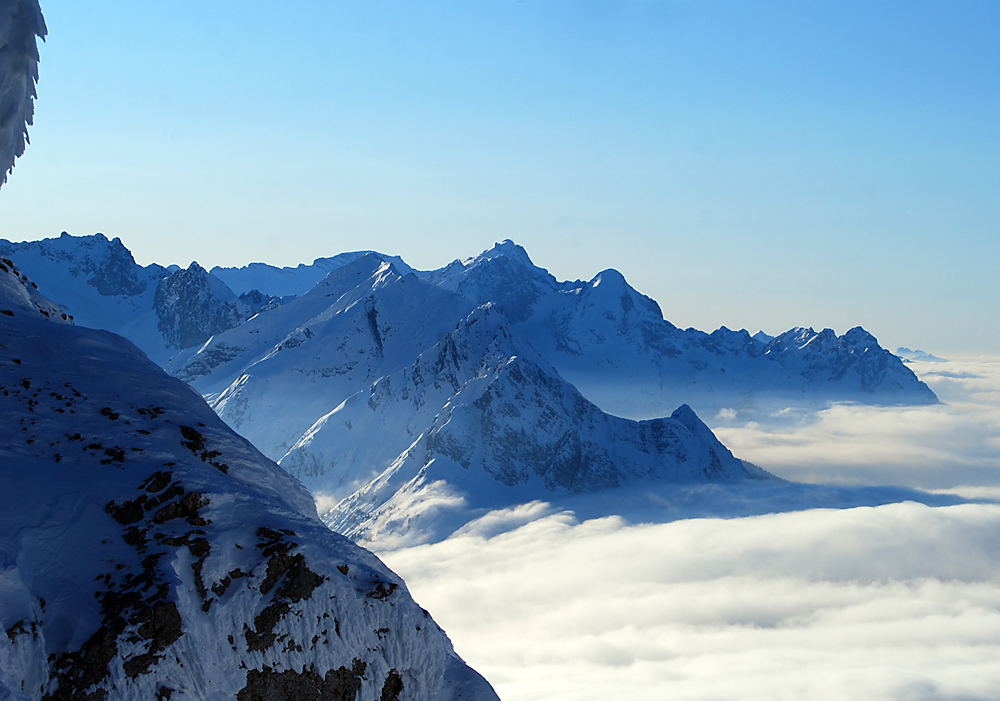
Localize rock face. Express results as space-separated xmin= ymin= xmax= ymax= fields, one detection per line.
xmin=85 ymin=236 xmax=153 ymax=297
xmin=0 ymin=281 xmax=498 ymax=701
xmin=0 ymin=0 xmax=46 ymax=187
xmin=153 ymin=262 xmax=252 ymax=350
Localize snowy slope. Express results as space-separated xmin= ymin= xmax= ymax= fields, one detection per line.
xmin=173 ymin=255 xmax=474 ymax=463
xmin=0 ymin=0 xmax=45 ymax=188
xmin=0 ymin=256 xmax=71 ymax=325
xmin=276 ymin=304 xmax=770 ymax=547
xmin=0 ymin=277 xmax=497 ymax=700
xmin=427 ymin=241 xmax=937 ymax=420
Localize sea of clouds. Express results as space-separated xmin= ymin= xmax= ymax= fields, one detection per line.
xmin=715 ymin=356 xmax=1000 ymax=490
xmin=379 ymin=356 xmax=1000 ymax=700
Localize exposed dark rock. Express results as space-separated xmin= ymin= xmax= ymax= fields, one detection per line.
xmin=151 ymin=491 xmax=209 ymax=526
xmin=86 ymin=237 xmax=148 ymax=297
xmin=179 ymin=425 xmax=205 ymax=453
xmin=379 ymin=670 xmax=404 ymax=701
xmin=237 ymin=660 xmax=366 ymax=701
xmin=367 ymin=582 xmax=397 ymax=601
xmin=244 ymin=529 xmax=326 ymax=652
xmin=154 ymin=262 xmax=250 ymax=349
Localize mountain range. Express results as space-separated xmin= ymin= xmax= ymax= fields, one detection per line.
xmin=1 ymin=234 xmax=936 ymax=420
xmin=0 ymin=234 xmax=283 ymax=367
xmin=1 ymin=233 xmax=937 ymax=544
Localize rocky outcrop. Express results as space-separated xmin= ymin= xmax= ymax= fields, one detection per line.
xmin=154 ymin=263 xmax=251 ymax=350
xmin=85 ymin=236 xmax=152 ymax=297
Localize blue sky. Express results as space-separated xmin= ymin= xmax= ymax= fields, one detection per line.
xmin=1 ymin=1 xmax=997 ymax=353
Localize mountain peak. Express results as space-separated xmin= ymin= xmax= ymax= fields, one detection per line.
xmin=313 ymin=251 xmax=396 ymax=293
xmin=669 ymin=403 xmax=700 ymax=427
xmin=843 ymin=326 xmax=878 ymax=346
xmin=472 ymin=239 xmax=535 ymax=268
xmin=591 ymin=268 xmax=626 ymax=287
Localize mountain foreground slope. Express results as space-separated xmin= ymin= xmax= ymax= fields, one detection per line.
xmin=0 ymin=263 xmax=497 ymax=700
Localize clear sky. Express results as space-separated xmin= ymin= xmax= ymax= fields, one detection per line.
xmin=1 ymin=1 xmax=997 ymax=353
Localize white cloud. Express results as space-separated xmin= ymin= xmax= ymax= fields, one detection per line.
xmin=713 ymin=355 xmax=1000 ymax=488
xmin=379 ymin=356 xmax=1000 ymax=700
xmin=383 ymin=503 xmax=1000 ymax=701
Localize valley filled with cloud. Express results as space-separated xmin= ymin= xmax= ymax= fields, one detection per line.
xmin=382 ymin=357 xmax=1000 ymax=700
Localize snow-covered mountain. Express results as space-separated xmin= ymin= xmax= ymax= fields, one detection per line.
xmin=174 ymin=254 xmax=475 ymax=463
xmin=278 ymin=303 xmax=770 ymax=547
xmin=0 ymin=234 xmax=282 ymax=365
xmin=897 ymin=347 xmax=947 ymax=364
xmin=2 ymin=234 xmax=934 ymax=545
xmin=172 ymin=258 xmax=773 ymax=545
xmin=424 ymin=240 xmax=937 ymax=420
xmin=0 ymin=266 xmax=497 ymax=700
xmin=3 ymin=233 xmax=935 ymax=422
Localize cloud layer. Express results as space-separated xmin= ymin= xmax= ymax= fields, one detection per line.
xmin=379 ymin=356 xmax=1000 ymax=700
xmin=713 ymin=356 xmax=1000 ymax=488
xmin=384 ymin=503 xmax=1000 ymax=700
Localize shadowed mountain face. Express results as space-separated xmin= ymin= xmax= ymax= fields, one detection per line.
xmin=153 ymin=261 xmax=254 ymax=350
xmin=0 ymin=267 xmax=498 ymax=701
